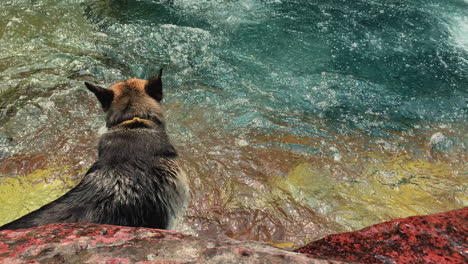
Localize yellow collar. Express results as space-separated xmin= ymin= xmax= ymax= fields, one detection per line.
xmin=116 ymin=117 xmax=157 ymax=128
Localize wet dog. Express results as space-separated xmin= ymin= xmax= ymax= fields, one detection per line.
xmin=0 ymin=69 xmax=189 ymax=230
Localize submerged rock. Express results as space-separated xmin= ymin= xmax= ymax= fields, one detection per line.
xmin=429 ymin=132 xmax=455 ymax=154
xmin=276 ymin=157 xmax=467 ymax=232
xmin=0 ymin=223 xmax=347 ymax=263
xmin=296 ymin=207 xmax=468 ymax=263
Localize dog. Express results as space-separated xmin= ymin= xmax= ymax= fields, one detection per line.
xmin=0 ymin=69 xmax=189 ymax=230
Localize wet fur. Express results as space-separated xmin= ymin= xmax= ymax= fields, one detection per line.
xmin=0 ymin=71 xmax=189 ymax=230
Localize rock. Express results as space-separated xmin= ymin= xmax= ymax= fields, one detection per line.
xmin=280 ymin=156 xmax=467 ymax=231
xmin=1 ymin=209 xmax=466 ymax=263
xmin=0 ymin=223 xmax=348 ymax=263
xmin=429 ymin=132 xmax=454 ymax=152
xmin=295 ymin=207 xmax=468 ymax=263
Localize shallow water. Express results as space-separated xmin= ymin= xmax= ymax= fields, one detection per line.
xmin=0 ymin=0 xmax=467 ymax=247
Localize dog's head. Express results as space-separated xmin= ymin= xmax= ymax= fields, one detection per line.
xmin=85 ymin=69 xmax=164 ymax=128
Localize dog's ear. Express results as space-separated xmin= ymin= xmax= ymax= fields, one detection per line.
xmin=146 ymin=68 xmax=163 ymax=101
xmin=85 ymin=82 xmax=114 ymax=111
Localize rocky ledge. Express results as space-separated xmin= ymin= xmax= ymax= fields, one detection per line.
xmin=0 ymin=223 xmax=347 ymax=264
xmin=296 ymin=207 xmax=467 ymax=263
xmin=0 ymin=208 xmax=466 ymax=263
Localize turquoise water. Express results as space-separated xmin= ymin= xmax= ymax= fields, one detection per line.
xmin=1 ymin=0 xmax=467 ymax=137
xmin=89 ymin=0 xmax=468 ymax=137
xmin=0 ymin=0 xmax=467 ymax=245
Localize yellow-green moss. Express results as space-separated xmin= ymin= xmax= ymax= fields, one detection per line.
xmin=0 ymin=167 xmax=79 ymax=226
xmin=275 ymin=155 xmax=467 ymax=230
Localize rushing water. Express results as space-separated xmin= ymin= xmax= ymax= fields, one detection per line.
xmin=0 ymin=0 xmax=467 ymax=247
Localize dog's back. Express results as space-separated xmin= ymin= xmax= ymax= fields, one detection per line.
xmin=1 ymin=70 xmax=189 ymax=230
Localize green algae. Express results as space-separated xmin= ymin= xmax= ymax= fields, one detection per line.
xmin=0 ymin=167 xmax=78 ymax=226
xmin=275 ymin=155 xmax=467 ymax=231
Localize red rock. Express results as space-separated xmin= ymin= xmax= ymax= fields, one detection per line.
xmin=0 ymin=223 xmax=348 ymax=263
xmin=295 ymin=208 xmax=468 ymax=264
xmin=3 ymin=209 xmax=464 ymax=263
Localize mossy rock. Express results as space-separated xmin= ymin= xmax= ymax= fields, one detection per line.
xmin=275 ymin=154 xmax=467 ymax=230
xmin=0 ymin=167 xmax=79 ymax=226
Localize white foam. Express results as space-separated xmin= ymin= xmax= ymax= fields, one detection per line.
xmin=430 ymin=132 xmax=446 ymax=145
xmin=449 ymin=15 xmax=468 ymax=52
xmin=169 ymin=0 xmax=272 ymax=25
xmin=236 ymin=138 xmax=249 ymax=147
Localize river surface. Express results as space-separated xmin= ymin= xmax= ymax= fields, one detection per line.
xmin=0 ymin=0 xmax=467 ymax=247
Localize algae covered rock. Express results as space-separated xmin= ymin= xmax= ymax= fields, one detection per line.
xmin=0 ymin=165 xmax=80 ymax=226
xmin=275 ymin=155 xmax=467 ymax=231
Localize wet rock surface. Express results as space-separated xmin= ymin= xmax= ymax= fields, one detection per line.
xmin=296 ymin=207 xmax=468 ymax=264
xmin=0 ymin=223 xmax=347 ymax=264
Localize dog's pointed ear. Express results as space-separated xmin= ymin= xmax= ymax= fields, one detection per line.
xmin=146 ymin=68 xmax=163 ymax=101
xmin=85 ymin=82 xmax=114 ymax=111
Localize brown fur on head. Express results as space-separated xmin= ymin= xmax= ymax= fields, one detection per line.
xmin=85 ymin=69 xmax=164 ymax=128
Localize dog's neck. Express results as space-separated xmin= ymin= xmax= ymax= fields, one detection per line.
xmin=114 ymin=117 xmax=158 ymax=129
